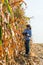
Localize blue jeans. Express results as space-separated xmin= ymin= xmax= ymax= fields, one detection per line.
xmin=25 ymin=40 xmax=30 ymax=54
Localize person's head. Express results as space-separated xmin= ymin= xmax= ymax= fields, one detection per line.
xmin=26 ymin=24 xmax=31 ymax=30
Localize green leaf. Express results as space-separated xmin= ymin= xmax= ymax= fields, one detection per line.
xmin=0 ymin=40 xmax=2 ymax=46
xmin=16 ymin=25 xmax=18 ymax=29
xmin=5 ymin=0 xmax=8 ymax=4
xmin=6 ymin=23 xmax=11 ymax=29
xmin=5 ymin=0 xmax=13 ymax=15
xmin=23 ymin=16 xmax=30 ymax=20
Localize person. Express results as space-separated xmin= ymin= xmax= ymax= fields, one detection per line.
xmin=22 ymin=24 xmax=32 ymax=56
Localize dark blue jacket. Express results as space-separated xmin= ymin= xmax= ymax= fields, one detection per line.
xmin=23 ymin=29 xmax=32 ymax=40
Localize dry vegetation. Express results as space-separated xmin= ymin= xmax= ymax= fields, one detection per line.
xmin=0 ymin=0 xmax=43 ymax=65
xmin=0 ymin=0 xmax=30 ymax=64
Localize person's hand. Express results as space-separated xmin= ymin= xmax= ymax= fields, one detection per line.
xmin=27 ymin=34 xmax=29 ymax=36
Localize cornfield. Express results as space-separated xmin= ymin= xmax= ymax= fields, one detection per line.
xmin=0 ymin=0 xmax=30 ymax=65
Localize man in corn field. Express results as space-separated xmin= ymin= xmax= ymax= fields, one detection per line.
xmin=22 ymin=24 xmax=32 ymax=56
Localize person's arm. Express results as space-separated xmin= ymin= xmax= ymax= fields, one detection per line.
xmin=30 ymin=30 xmax=32 ymax=37
xmin=22 ymin=29 xmax=27 ymax=35
xmin=29 ymin=30 xmax=32 ymax=40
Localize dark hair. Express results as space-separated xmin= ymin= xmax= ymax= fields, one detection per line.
xmin=26 ymin=24 xmax=31 ymax=30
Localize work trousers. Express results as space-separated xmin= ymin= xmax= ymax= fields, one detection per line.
xmin=25 ymin=40 xmax=30 ymax=54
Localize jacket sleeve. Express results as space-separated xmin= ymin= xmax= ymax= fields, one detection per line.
xmin=30 ymin=30 xmax=32 ymax=37
xmin=22 ymin=29 xmax=27 ymax=35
